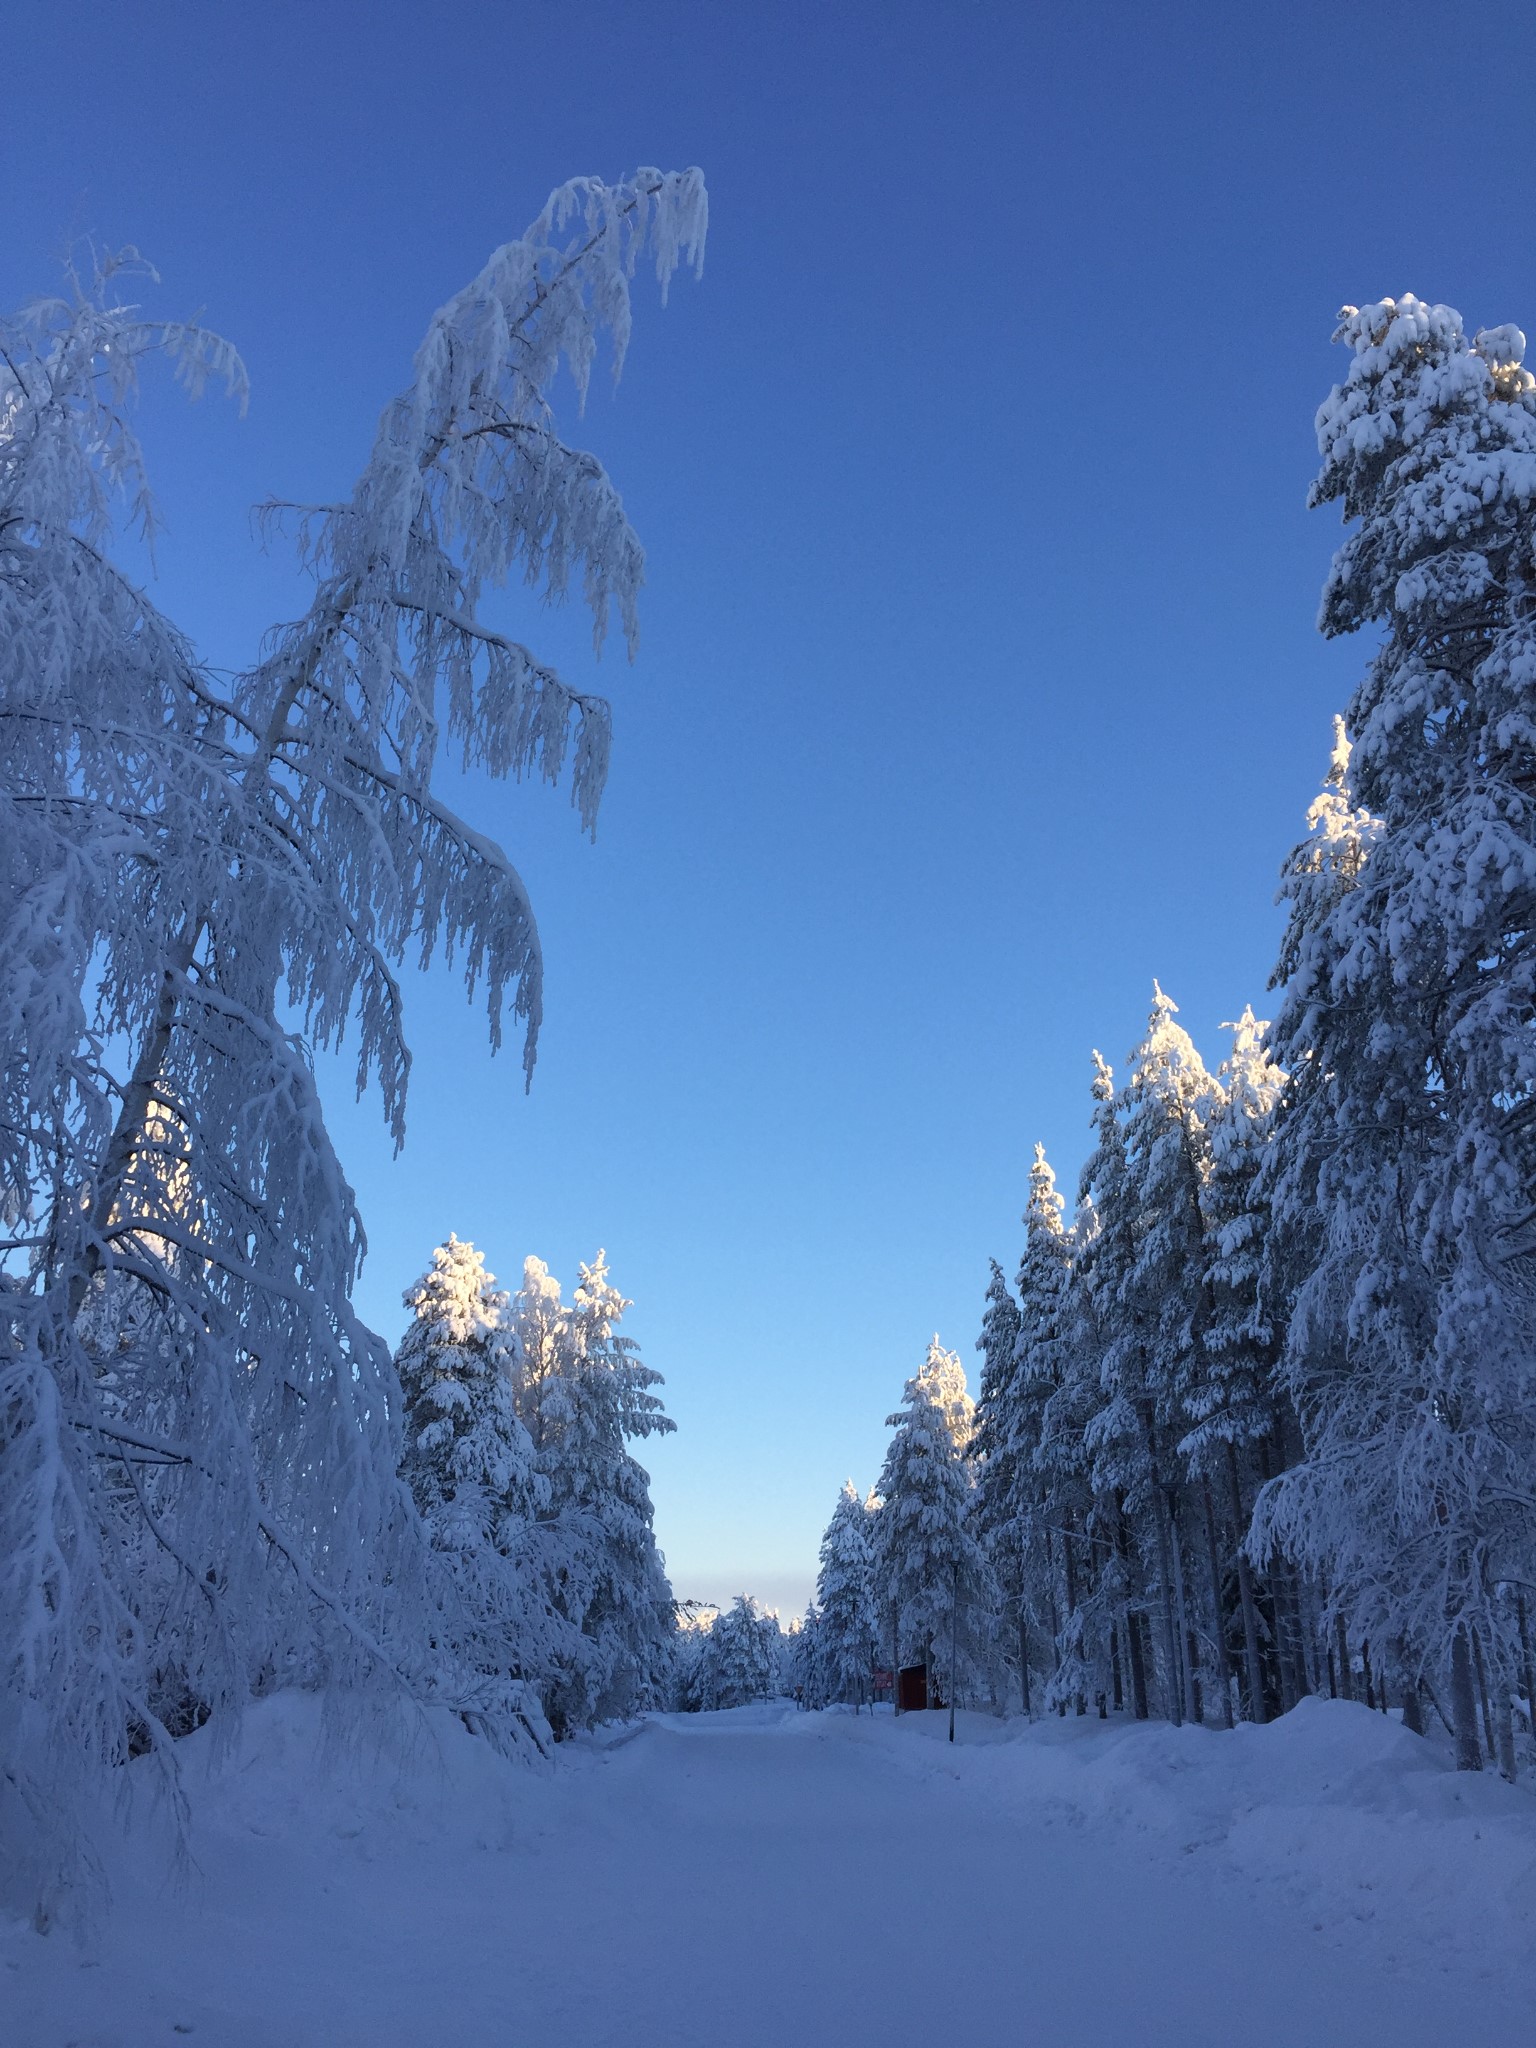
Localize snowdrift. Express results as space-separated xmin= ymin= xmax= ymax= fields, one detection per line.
xmin=5 ymin=1691 xmax=1534 ymax=2046
xmin=869 ymin=1697 xmax=1536 ymax=1986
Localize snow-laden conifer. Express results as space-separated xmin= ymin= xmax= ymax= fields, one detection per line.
xmin=810 ymin=1481 xmax=880 ymax=1709
xmin=509 ymin=1253 xmax=676 ymax=1729
xmin=690 ymin=1595 xmax=783 ymax=1710
xmin=1075 ymin=1012 xmax=1208 ymax=1726
xmin=1184 ymin=1010 xmax=1287 ymax=1720
xmin=1026 ymin=1147 xmax=1113 ymax=1718
xmin=393 ymin=1238 xmax=557 ymax=1746
xmin=875 ymin=1341 xmax=993 ymax=1705
xmin=1256 ymin=297 xmax=1536 ymax=1769
xmin=1117 ymin=989 xmax=1227 ymax=1725
xmin=397 ymin=1237 xmax=542 ymax=1530
xmin=971 ymin=1261 xmax=1027 ymax=1705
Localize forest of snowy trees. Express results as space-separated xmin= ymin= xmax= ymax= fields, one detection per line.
xmin=4 ymin=124 xmax=1535 ymax=1945
xmin=393 ymin=1238 xmax=675 ymax=1742
xmin=801 ymin=298 xmax=1536 ymax=1778
xmin=0 ymin=168 xmax=707 ymax=1925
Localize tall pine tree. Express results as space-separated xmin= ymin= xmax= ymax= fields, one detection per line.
xmin=1257 ymin=298 xmax=1536 ymax=1770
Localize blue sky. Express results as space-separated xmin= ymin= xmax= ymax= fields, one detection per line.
xmin=6 ymin=1 xmax=1534 ymax=1615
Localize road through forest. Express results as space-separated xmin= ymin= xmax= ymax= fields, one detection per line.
xmin=6 ymin=1700 xmax=1531 ymax=2047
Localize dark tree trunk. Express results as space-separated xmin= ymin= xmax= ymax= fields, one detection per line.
xmin=1129 ymin=1610 xmax=1151 ymax=1722
xmin=1401 ymin=1675 xmax=1424 ymax=1737
xmin=1062 ymin=1525 xmax=1085 ymax=1715
xmin=1113 ymin=1509 xmax=1148 ymax=1720
xmin=1188 ymin=1638 xmax=1203 ymax=1729
xmin=1471 ymin=1628 xmax=1501 ymax=1777
xmin=1152 ymin=1495 xmax=1182 ymax=1725
xmin=1450 ymin=1628 xmax=1484 ymax=1772
xmin=1226 ymin=1442 xmax=1266 ymax=1724
xmin=1200 ymin=1479 xmax=1235 ymax=1729
xmin=1516 ymin=1594 xmax=1536 ymax=1739
xmin=1335 ymin=1615 xmax=1353 ymax=1703
xmin=1495 ymin=1687 xmax=1517 ymax=1783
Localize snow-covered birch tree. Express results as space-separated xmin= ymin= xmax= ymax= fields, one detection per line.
xmin=0 ymin=167 xmax=706 ymax=1920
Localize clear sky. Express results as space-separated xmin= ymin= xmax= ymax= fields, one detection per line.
xmin=6 ymin=1 xmax=1534 ymax=1617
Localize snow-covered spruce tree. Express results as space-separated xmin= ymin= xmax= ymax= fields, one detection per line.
xmin=810 ymin=1480 xmax=880 ymax=1710
xmin=1254 ymin=722 xmax=1385 ymax=1716
xmin=1077 ymin=1035 xmax=1198 ymax=1725
xmin=1028 ymin=1149 xmax=1115 ymax=1719
xmin=1256 ymin=297 xmax=1536 ymax=1771
xmin=970 ymin=1260 xmax=1028 ymax=1707
xmin=1181 ymin=1009 xmax=1288 ymax=1722
xmin=1051 ymin=1185 xmax=1153 ymax=1722
xmin=394 ymin=1238 xmax=557 ymax=1749
xmin=670 ymin=1601 xmax=718 ymax=1711
xmin=691 ymin=1595 xmax=783 ymax=1710
xmin=875 ymin=1340 xmax=993 ymax=1705
xmin=1116 ymin=988 xmax=1232 ymax=1727
xmin=509 ymin=1253 xmax=676 ymax=1731
xmin=971 ymin=1147 xmax=1092 ymax=1717
xmin=789 ymin=1600 xmax=820 ymax=1704
xmin=0 ymin=171 xmax=706 ymax=1919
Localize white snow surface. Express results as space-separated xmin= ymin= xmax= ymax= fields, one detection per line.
xmin=5 ymin=1693 xmax=1534 ymax=2046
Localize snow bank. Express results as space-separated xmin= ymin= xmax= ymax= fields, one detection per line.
xmin=159 ymin=1688 xmax=540 ymax=1860
xmin=6 ymin=1690 xmax=1534 ymax=2045
xmin=870 ymin=1698 xmax=1536 ymax=1986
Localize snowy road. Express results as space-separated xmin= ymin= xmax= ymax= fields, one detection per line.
xmin=6 ymin=1696 xmax=1534 ymax=2046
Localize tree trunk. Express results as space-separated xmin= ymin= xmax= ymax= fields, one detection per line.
xmin=1110 ymin=1617 xmax=1123 ymax=1713
xmin=1226 ymin=1442 xmax=1266 ymax=1723
xmin=1165 ymin=1488 xmax=1198 ymax=1724
xmin=1200 ymin=1479 xmax=1235 ymax=1729
xmin=1471 ymin=1627 xmax=1499 ymax=1775
xmin=65 ymin=928 xmax=199 ymax=1320
xmin=1334 ymin=1614 xmax=1353 ymax=1703
xmin=1495 ymin=1688 xmax=1517 ymax=1783
xmin=1401 ymin=1675 xmax=1424 ymax=1737
xmin=1128 ymin=1609 xmax=1151 ymax=1722
xmin=1062 ymin=1524 xmax=1085 ymax=1714
xmin=1188 ymin=1634 xmax=1203 ymax=1728
xmin=62 ymin=654 xmax=322 ymax=1323
xmin=1260 ymin=1433 xmax=1312 ymax=1709
xmin=1516 ymin=1594 xmax=1536 ymax=1740
xmin=1113 ymin=1510 xmax=1149 ymax=1720
xmin=1450 ymin=1627 xmax=1484 ymax=1771
xmin=1294 ymin=1577 xmax=1315 ymax=1700
xmin=1151 ymin=1492 xmax=1183 ymax=1726
xmin=1017 ymin=1609 xmax=1032 ymax=1718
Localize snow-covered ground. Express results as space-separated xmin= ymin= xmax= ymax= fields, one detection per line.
xmin=6 ymin=1694 xmax=1535 ymax=2046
